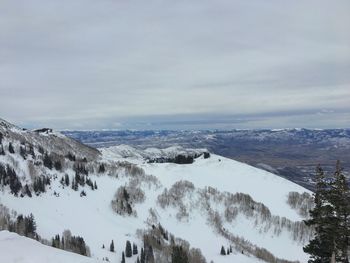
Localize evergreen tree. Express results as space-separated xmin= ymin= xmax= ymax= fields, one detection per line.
xmin=121 ymin=252 xmax=125 ymax=263
xmin=60 ymin=176 xmax=65 ymax=186
xmin=64 ymin=174 xmax=70 ymax=186
xmin=136 ymin=256 xmax=140 ymax=263
xmin=8 ymin=142 xmax=15 ymax=154
xmin=172 ymin=245 xmax=189 ymax=263
xmin=133 ymin=243 xmax=138 ymax=255
xmin=303 ymin=165 xmax=337 ymax=262
xmin=98 ymin=163 xmax=105 ymax=173
xmin=220 ymin=246 xmax=226 ymax=255
xmin=24 ymin=184 xmax=32 ymax=197
xmin=43 ymin=153 xmax=53 ymax=169
xmin=54 ymin=161 xmax=62 ymax=171
xmin=110 ymin=240 xmax=115 ymax=252
xmin=140 ymin=247 xmax=145 ymax=263
xmin=24 ymin=213 xmax=36 ymax=237
xmin=329 ymin=161 xmax=350 ymax=262
xmin=125 ymin=240 xmax=132 ymax=257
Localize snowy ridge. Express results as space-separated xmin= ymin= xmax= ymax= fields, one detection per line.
xmin=0 ymin=118 xmax=100 ymax=162
xmin=101 ymin=144 xmax=208 ymax=162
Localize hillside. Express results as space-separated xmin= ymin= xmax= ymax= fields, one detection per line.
xmin=0 ymin=231 xmax=98 ymax=263
xmin=0 ymin=119 xmax=314 ymax=263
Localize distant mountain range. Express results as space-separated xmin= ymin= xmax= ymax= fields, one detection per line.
xmin=62 ymin=129 xmax=350 ymax=190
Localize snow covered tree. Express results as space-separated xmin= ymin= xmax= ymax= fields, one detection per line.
xmin=220 ymin=246 xmax=226 ymax=255
xmin=98 ymin=163 xmax=105 ymax=173
xmin=43 ymin=153 xmax=53 ymax=169
xmin=133 ymin=243 xmax=138 ymax=255
xmin=110 ymin=240 xmax=115 ymax=252
xmin=121 ymin=252 xmax=125 ymax=263
xmin=8 ymin=142 xmax=14 ymax=154
xmin=125 ymin=240 xmax=132 ymax=257
xmin=54 ymin=161 xmax=62 ymax=171
xmin=64 ymin=174 xmax=70 ymax=186
xmin=24 ymin=184 xmax=32 ymax=197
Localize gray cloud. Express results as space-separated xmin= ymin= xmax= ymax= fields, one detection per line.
xmin=0 ymin=0 xmax=349 ymax=130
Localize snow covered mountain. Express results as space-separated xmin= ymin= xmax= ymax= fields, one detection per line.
xmin=0 ymin=118 xmax=314 ymax=263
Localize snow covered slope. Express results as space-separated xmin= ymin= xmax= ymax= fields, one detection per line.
xmin=102 ymin=144 xmax=208 ymax=162
xmin=0 ymin=231 xmax=98 ymax=263
xmin=0 ymin=120 xmax=313 ymax=263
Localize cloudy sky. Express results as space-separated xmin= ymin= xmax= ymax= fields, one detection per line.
xmin=1 ymin=0 xmax=349 ymax=130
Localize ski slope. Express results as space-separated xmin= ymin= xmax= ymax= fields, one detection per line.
xmin=0 ymin=143 xmax=312 ymax=263
xmin=0 ymin=231 xmax=98 ymax=263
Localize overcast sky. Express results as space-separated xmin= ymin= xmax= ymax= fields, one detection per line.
xmin=1 ymin=0 xmax=349 ymax=130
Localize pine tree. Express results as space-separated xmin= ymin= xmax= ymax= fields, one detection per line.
xmin=125 ymin=240 xmax=132 ymax=257
xmin=110 ymin=240 xmax=115 ymax=252
xmin=133 ymin=243 xmax=138 ymax=255
xmin=121 ymin=252 xmax=125 ymax=263
xmin=8 ymin=142 xmax=14 ymax=154
xmin=65 ymin=174 xmax=70 ymax=186
xmin=43 ymin=153 xmax=53 ymax=169
xmin=329 ymin=161 xmax=350 ymax=262
xmin=140 ymin=247 xmax=145 ymax=263
xmin=24 ymin=184 xmax=32 ymax=197
xmin=172 ymin=245 xmax=189 ymax=263
xmin=303 ymin=165 xmax=337 ymax=262
xmin=220 ymin=245 xmax=226 ymax=255
xmin=136 ymin=256 xmax=140 ymax=263
xmin=54 ymin=161 xmax=62 ymax=171
xmin=24 ymin=213 xmax=36 ymax=237
xmin=98 ymin=163 xmax=105 ymax=173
